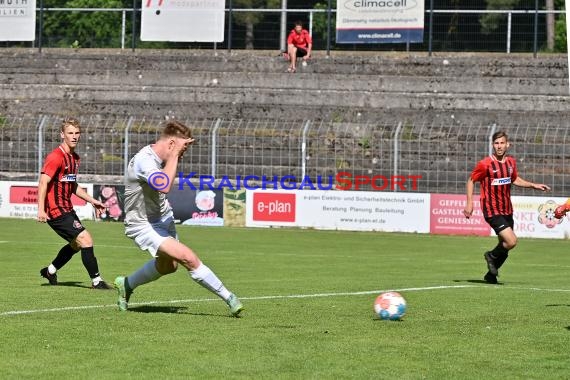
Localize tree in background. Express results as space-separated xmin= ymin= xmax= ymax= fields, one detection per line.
xmin=481 ymin=0 xmax=564 ymax=51
xmin=312 ymin=0 xmax=335 ymax=45
xmin=42 ymin=0 xmax=125 ymax=48
xmin=554 ymin=1 xmax=566 ymax=51
xmin=234 ymin=0 xmax=281 ymax=49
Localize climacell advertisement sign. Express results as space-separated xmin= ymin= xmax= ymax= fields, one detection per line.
xmin=336 ymin=0 xmax=424 ymax=44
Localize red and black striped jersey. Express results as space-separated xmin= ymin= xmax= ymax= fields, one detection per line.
xmin=40 ymin=145 xmax=80 ymax=219
xmin=470 ymin=155 xmax=518 ymax=218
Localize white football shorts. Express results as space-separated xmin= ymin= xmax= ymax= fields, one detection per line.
xmin=125 ymin=216 xmax=178 ymax=257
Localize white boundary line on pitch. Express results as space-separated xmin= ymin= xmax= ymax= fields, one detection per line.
xmin=2 ymin=284 xmax=570 ymax=317
xmin=0 ymin=285 xmax=474 ymax=316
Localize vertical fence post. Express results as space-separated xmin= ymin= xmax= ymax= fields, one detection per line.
xmin=123 ymin=116 xmax=134 ymax=184
xmin=301 ymin=120 xmax=311 ymax=179
xmin=121 ymin=9 xmax=126 ymax=50
xmin=38 ymin=0 xmax=44 ymax=53
xmin=566 ymin=0 xmax=570 ymax=94
xmin=228 ymin=0 xmax=233 ymax=52
xmin=428 ymin=0 xmax=434 ymax=56
xmin=132 ymin=0 xmax=137 ymax=51
xmin=507 ymin=12 xmax=512 ymax=54
xmin=393 ymin=122 xmax=403 ymax=191
xmin=37 ymin=115 xmax=48 ymax=180
xmin=326 ymin=0 xmax=332 ymax=57
xmin=488 ymin=123 xmax=497 ymax=156
xmin=211 ymin=118 xmax=222 ymax=177
xmin=533 ymin=0 xmax=539 ymax=58
xmin=280 ymin=0 xmax=287 ymax=52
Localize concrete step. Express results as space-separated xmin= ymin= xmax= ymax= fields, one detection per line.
xmin=0 ymin=71 xmax=566 ymax=96
xmin=0 ymin=49 xmax=566 ymax=78
xmin=0 ymin=83 xmax=567 ymax=113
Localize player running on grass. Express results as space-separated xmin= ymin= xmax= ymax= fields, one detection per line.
xmin=37 ymin=117 xmax=112 ymax=289
xmin=114 ymin=120 xmax=243 ymax=316
xmin=463 ymin=131 xmax=550 ymax=284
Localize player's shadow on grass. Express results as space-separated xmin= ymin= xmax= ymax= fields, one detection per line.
xmin=41 ymin=281 xmax=89 ymax=288
xmin=546 ymin=304 xmax=570 ymax=308
xmin=128 ymin=305 xmax=189 ymax=314
xmin=128 ymin=305 xmax=232 ymax=317
xmin=452 ymin=279 xmax=504 ymax=285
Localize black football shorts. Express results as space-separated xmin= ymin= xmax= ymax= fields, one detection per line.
xmin=485 ymin=214 xmax=514 ymax=235
xmin=47 ymin=211 xmax=86 ymax=242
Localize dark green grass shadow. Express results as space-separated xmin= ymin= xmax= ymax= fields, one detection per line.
xmin=40 ymin=281 xmax=89 ymax=288
xmin=127 ymin=305 xmax=189 ymax=314
xmin=452 ymin=279 xmax=504 ymax=285
xmin=127 ymin=305 xmax=231 ymax=318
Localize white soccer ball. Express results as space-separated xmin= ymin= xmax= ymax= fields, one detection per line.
xmin=374 ymin=292 xmax=407 ymax=320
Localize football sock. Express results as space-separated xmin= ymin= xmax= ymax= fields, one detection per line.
xmin=52 ymin=244 xmax=78 ymax=270
xmin=189 ymin=263 xmax=231 ymax=301
xmin=80 ymin=247 xmax=101 ymax=279
xmin=496 ymin=252 xmax=509 ymax=270
xmin=489 ymin=243 xmax=508 ymax=259
xmin=127 ymin=259 xmax=162 ymax=290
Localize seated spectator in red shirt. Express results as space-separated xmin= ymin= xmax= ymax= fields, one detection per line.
xmin=286 ymin=21 xmax=312 ymax=73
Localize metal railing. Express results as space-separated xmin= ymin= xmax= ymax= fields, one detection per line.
xmin=1 ymin=115 xmax=568 ymax=196
xmin=3 ymin=6 xmax=566 ymax=54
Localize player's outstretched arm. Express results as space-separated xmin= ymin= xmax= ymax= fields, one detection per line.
xmin=75 ymin=185 xmax=106 ymax=217
xmin=513 ymin=177 xmax=550 ymax=191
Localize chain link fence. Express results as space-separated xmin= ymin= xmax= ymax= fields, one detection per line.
xmin=1 ymin=6 xmax=566 ymax=54
xmin=0 ymin=115 xmax=568 ymax=196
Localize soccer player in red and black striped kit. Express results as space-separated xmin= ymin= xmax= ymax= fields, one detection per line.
xmin=37 ymin=117 xmax=112 ymax=289
xmin=463 ymin=131 xmax=550 ymax=284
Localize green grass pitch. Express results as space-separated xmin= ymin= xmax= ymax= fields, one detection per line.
xmin=1 ymin=218 xmax=569 ymax=379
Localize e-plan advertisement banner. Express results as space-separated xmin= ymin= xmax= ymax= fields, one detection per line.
xmin=246 ymin=189 xmax=430 ymax=233
xmin=0 ymin=0 xmax=36 ymax=41
xmin=141 ymin=0 xmax=225 ymax=42
xmin=336 ymin=0 xmax=424 ymax=44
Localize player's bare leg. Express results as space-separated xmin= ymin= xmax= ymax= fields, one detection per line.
xmin=287 ymin=46 xmax=297 ymax=72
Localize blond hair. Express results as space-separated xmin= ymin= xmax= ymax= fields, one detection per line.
xmin=61 ymin=117 xmax=81 ymax=132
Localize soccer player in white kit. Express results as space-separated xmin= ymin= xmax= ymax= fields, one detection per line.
xmin=114 ymin=120 xmax=244 ymax=316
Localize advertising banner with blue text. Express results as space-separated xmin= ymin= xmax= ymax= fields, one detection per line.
xmin=336 ymin=0 xmax=424 ymax=44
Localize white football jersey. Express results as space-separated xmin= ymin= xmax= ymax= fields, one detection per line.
xmin=124 ymin=145 xmax=173 ymax=225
